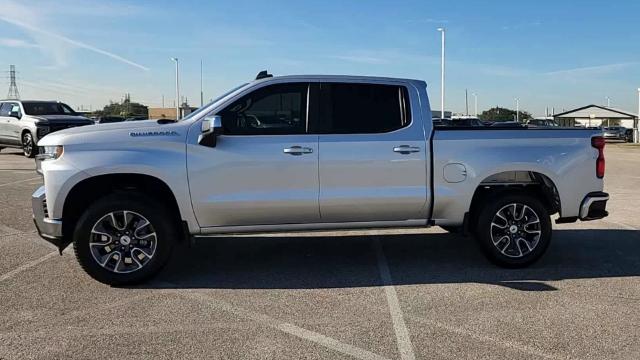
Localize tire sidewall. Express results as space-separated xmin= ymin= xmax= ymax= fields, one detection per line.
xmin=73 ymin=194 xmax=175 ymax=285
xmin=476 ymin=193 xmax=551 ymax=267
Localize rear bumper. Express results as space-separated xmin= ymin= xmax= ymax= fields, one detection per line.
xmin=579 ymin=191 xmax=609 ymax=221
xmin=32 ymin=185 xmax=66 ymax=250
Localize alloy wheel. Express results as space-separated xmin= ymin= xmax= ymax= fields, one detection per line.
xmin=89 ymin=210 xmax=157 ymax=274
xmin=490 ymin=203 xmax=542 ymax=258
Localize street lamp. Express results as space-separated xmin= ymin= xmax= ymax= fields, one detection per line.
xmin=437 ymin=28 xmax=445 ymax=119
xmin=515 ymin=98 xmax=520 ymax=122
xmin=605 ymin=96 xmax=611 ymax=108
xmin=472 ymin=93 xmax=478 ymax=117
xmin=170 ymin=57 xmax=180 ymax=120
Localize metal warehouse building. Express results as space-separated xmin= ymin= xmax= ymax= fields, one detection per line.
xmin=553 ymin=104 xmax=638 ymax=128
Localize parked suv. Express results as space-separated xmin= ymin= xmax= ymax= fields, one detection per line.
xmin=0 ymin=100 xmax=93 ymax=157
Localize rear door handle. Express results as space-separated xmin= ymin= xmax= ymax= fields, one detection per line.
xmin=393 ymin=145 xmax=421 ymax=154
xmin=283 ymin=146 xmax=313 ymax=155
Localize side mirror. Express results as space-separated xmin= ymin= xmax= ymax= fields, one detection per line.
xmin=198 ymin=115 xmax=222 ymax=147
xmin=9 ymin=111 xmax=21 ymax=119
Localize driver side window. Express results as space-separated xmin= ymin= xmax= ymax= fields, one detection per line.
xmin=219 ymin=83 xmax=308 ymax=135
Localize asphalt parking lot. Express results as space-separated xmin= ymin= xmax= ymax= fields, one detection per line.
xmin=1 ymin=144 xmax=639 ymax=360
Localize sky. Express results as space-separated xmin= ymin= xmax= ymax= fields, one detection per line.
xmin=1 ymin=0 xmax=640 ymax=116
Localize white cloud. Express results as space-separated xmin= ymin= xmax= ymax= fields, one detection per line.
xmin=543 ymin=62 xmax=638 ymax=76
xmin=0 ymin=38 xmax=40 ymax=48
xmin=0 ymin=0 xmax=149 ymax=71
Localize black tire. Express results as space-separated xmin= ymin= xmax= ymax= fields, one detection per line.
xmin=439 ymin=226 xmax=461 ymax=233
xmin=475 ymin=193 xmax=551 ymax=268
xmin=73 ymin=193 xmax=177 ymax=285
xmin=22 ymin=132 xmax=36 ymax=158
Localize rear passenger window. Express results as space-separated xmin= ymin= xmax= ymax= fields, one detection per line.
xmin=318 ymin=83 xmax=411 ymax=134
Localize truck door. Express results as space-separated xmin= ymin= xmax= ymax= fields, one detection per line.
xmin=187 ymin=82 xmax=321 ymax=227
xmin=315 ymin=82 xmax=429 ymax=222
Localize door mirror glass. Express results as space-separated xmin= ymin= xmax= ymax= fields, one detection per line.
xmin=9 ymin=111 xmax=21 ymax=119
xmin=199 ymin=115 xmax=222 ymax=147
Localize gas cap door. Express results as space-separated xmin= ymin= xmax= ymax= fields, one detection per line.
xmin=443 ymin=163 xmax=467 ymax=183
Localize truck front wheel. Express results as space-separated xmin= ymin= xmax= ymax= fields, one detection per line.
xmin=73 ymin=194 xmax=176 ymax=285
xmin=475 ymin=193 xmax=551 ymax=268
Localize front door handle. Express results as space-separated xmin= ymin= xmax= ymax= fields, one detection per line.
xmin=283 ymin=146 xmax=313 ymax=155
xmin=393 ymin=145 xmax=421 ymax=154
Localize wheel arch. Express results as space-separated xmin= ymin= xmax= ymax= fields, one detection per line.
xmin=62 ymin=173 xmax=187 ymax=243
xmin=465 ymin=170 xmax=560 ymax=234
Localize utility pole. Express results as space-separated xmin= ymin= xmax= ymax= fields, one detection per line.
xmin=7 ymin=65 xmax=20 ymax=99
xmin=170 ymin=58 xmax=180 ymax=120
xmin=605 ymin=96 xmax=611 ymax=107
xmin=515 ymin=98 xmax=520 ymax=123
xmin=465 ymin=89 xmax=469 ymax=116
xmin=437 ymin=28 xmax=446 ymax=118
xmin=200 ymin=59 xmax=204 ymax=107
xmin=472 ymin=93 xmax=478 ymax=117
xmin=162 ymin=95 xmax=165 ymax=108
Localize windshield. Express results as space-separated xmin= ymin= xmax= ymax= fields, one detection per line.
xmin=22 ymin=102 xmax=77 ymax=116
xmin=180 ymin=83 xmax=249 ymax=121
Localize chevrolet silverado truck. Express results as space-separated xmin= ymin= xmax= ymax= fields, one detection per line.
xmin=0 ymin=100 xmax=93 ymax=157
xmin=32 ymin=73 xmax=609 ymax=285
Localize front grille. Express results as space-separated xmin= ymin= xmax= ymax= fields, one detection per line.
xmin=42 ymin=198 xmax=49 ymax=218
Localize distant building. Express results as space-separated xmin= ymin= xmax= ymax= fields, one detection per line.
xmin=148 ymin=103 xmax=197 ymax=120
xmin=553 ymin=105 xmax=638 ymax=128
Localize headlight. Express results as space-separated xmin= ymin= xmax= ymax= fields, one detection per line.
xmin=36 ymin=145 xmax=64 ymax=160
xmin=35 ymin=146 xmax=63 ymax=175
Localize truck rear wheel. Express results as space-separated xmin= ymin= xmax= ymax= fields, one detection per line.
xmin=73 ymin=194 xmax=176 ymax=285
xmin=475 ymin=193 xmax=551 ymax=268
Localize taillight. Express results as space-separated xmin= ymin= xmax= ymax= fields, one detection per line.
xmin=591 ymin=136 xmax=605 ymax=178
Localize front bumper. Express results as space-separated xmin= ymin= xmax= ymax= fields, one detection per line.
xmin=579 ymin=191 xmax=609 ymax=221
xmin=32 ymin=185 xmax=66 ymax=251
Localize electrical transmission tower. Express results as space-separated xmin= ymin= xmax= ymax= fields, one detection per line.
xmin=7 ymin=65 xmax=20 ymax=99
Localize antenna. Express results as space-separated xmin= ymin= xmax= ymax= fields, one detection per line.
xmin=7 ymin=65 xmax=20 ymax=99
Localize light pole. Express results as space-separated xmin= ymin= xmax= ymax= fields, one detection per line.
xmin=200 ymin=59 xmax=204 ymax=107
xmin=437 ymin=28 xmax=446 ymax=119
xmin=472 ymin=93 xmax=478 ymax=117
xmin=170 ymin=57 xmax=180 ymax=120
xmin=515 ymin=98 xmax=520 ymax=122
xmin=605 ymin=96 xmax=611 ymax=107
xmin=635 ymin=88 xmax=639 ymax=143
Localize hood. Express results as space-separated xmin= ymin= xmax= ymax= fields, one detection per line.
xmin=33 ymin=114 xmax=93 ymax=124
xmin=38 ymin=119 xmax=186 ymax=146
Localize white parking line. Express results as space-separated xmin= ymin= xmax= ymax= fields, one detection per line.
xmin=0 ymin=251 xmax=58 ymax=282
xmin=373 ymin=238 xmax=416 ymax=360
xmin=0 ymin=177 xmax=41 ymax=188
xmin=180 ymin=290 xmax=390 ymax=360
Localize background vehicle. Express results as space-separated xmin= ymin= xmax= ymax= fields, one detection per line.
xmin=528 ymin=117 xmax=559 ymax=127
xmin=32 ymin=74 xmax=609 ymax=285
xmin=490 ymin=121 xmax=525 ymax=128
xmin=449 ymin=116 xmax=485 ymax=127
xmin=603 ymin=126 xmax=627 ymax=141
xmin=94 ymin=116 xmax=126 ymax=124
xmin=0 ymin=100 xmax=93 ymax=157
xmin=125 ymin=116 xmax=148 ymax=121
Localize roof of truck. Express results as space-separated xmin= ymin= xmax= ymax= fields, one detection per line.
xmin=255 ymin=74 xmax=426 ymax=84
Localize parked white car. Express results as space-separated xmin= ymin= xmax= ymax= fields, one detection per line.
xmin=32 ymin=73 xmax=609 ymax=284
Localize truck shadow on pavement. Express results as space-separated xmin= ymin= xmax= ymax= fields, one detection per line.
xmin=144 ymin=229 xmax=640 ymax=291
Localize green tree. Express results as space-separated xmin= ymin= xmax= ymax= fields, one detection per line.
xmin=479 ymin=107 xmax=532 ymax=122
xmin=101 ymin=96 xmax=148 ymax=118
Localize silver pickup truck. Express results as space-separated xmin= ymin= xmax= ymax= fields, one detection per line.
xmin=32 ymin=74 xmax=609 ymax=285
